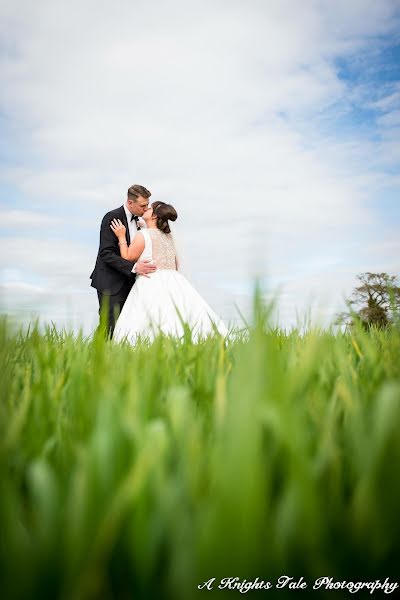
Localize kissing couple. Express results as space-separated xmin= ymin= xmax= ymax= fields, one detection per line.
xmin=90 ymin=184 xmax=228 ymax=343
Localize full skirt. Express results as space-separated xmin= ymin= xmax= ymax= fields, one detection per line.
xmin=113 ymin=270 xmax=228 ymax=344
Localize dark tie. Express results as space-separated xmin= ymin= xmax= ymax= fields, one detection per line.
xmin=131 ymin=214 xmax=141 ymax=230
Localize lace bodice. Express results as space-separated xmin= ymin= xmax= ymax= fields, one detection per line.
xmin=141 ymin=229 xmax=177 ymax=270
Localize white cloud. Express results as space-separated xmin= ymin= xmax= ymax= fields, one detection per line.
xmin=0 ymin=237 xmax=98 ymax=332
xmin=377 ymin=110 xmax=400 ymax=128
xmin=0 ymin=237 xmax=94 ymax=288
xmin=368 ymin=84 xmax=400 ymax=112
xmin=0 ymin=209 xmax=63 ymax=227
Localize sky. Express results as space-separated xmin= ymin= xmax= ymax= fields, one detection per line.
xmin=0 ymin=0 xmax=399 ymax=333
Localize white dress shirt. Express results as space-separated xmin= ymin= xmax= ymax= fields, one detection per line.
xmin=123 ymin=203 xmax=146 ymax=273
xmin=123 ymin=203 xmax=138 ymax=243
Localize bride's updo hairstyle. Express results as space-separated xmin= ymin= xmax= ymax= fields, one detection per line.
xmin=152 ymin=201 xmax=178 ymax=234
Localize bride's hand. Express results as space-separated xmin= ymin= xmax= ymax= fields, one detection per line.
xmin=110 ymin=219 xmax=126 ymax=238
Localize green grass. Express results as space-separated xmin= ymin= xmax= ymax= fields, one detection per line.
xmin=0 ymin=302 xmax=399 ymax=599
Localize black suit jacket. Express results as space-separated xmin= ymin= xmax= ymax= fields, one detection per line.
xmin=90 ymin=206 xmax=136 ymax=295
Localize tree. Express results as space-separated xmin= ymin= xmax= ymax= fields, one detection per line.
xmin=337 ymin=272 xmax=400 ymax=330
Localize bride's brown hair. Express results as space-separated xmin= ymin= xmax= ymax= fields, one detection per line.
xmin=151 ymin=201 xmax=178 ymax=234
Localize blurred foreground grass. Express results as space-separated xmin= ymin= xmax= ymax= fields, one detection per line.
xmin=0 ymin=303 xmax=399 ymax=599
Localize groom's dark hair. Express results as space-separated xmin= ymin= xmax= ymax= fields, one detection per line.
xmin=127 ymin=184 xmax=151 ymax=200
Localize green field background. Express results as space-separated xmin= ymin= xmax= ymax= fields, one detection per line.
xmin=1 ymin=303 xmax=399 ymax=599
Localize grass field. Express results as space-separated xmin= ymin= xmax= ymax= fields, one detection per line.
xmin=1 ymin=301 xmax=399 ymax=599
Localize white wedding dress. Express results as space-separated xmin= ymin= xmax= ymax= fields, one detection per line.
xmin=113 ymin=228 xmax=228 ymax=344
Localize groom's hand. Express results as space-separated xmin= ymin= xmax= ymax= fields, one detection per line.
xmin=135 ymin=260 xmax=157 ymax=278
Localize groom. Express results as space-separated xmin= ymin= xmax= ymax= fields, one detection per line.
xmin=90 ymin=184 xmax=157 ymax=337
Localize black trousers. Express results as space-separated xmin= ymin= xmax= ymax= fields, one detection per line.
xmin=97 ymin=282 xmax=132 ymax=338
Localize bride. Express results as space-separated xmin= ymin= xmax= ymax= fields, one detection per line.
xmin=110 ymin=201 xmax=228 ymax=343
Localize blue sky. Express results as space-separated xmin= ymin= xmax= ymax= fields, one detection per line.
xmin=0 ymin=0 xmax=399 ymax=332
